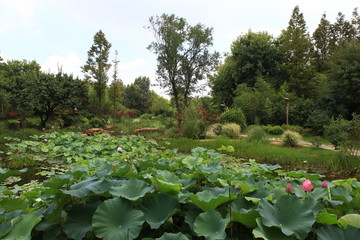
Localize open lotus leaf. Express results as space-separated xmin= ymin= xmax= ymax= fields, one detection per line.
xmin=109 ymin=178 xmax=155 ymax=201
xmin=3 ymin=214 xmax=41 ymax=240
xmin=193 ymin=209 xmax=229 ymax=240
xmin=141 ymin=193 xmax=179 ymax=229
xmin=316 ymin=210 xmax=338 ymax=225
xmin=62 ymin=177 xmax=111 ymax=198
xmin=258 ymin=195 xmax=316 ymax=239
xmin=92 ymin=197 xmax=144 ymax=240
xmin=317 ymin=225 xmax=360 ymax=240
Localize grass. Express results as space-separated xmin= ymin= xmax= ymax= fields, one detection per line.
xmin=158 ymin=137 xmax=360 ymax=176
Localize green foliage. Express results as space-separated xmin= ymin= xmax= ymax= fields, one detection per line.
xmin=89 ymin=117 xmax=106 ymax=128
xmin=6 ymin=119 xmax=19 ymax=130
xmin=246 ymin=126 xmax=267 ymax=142
xmin=123 ymin=77 xmax=151 ymax=114
xmin=263 ymin=125 xmax=284 ymax=135
xmin=0 ymin=132 xmax=360 ymax=239
xmin=306 ymin=109 xmax=331 ymax=135
xmin=221 ymin=123 xmax=241 ymax=139
xmin=183 ymin=119 xmax=206 ymax=139
xmin=281 ymin=130 xmax=302 ymax=147
xmin=219 ymin=108 xmax=247 ymax=129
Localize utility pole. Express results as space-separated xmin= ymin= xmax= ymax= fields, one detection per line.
xmin=284 ymin=98 xmax=289 ymax=130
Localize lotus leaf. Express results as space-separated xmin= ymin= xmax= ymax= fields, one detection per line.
xmin=317 ymin=225 xmax=360 ymax=240
xmin=109 ymin=178 xmax=155 ymax=201
xmin=92 ymin=197 xmax=144 ymax=240
xmin=193 ymin=209 xmax=229 ymax=240
xmin=3 ymin=214 xmax=41 ymax=240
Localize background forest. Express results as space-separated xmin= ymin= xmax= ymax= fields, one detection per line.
xmin=0 ymin=6 xmax=359 ymax=140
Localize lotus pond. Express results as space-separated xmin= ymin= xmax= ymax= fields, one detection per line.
xmin=0 ymin=132 xmax=359 ymax=239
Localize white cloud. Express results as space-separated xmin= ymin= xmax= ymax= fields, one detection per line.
xmin=41 ymin=52 xmax=83 ymax=77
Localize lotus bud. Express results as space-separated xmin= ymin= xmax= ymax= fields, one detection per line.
xmin=321 ymin=181 xmax=328 ymax=188
xmin=286 ymin=183 xmax=293 ymax=194
xmin=300 ymin=179 xmax=313 ymax=192
xmin=117 ymin=147 xmax=123 ymax=152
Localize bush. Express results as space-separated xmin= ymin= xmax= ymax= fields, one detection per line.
xmin=246 ymin=126 xmax=267 ymax=142
xmin=324 ymin=117 xmax=351 ymax=149
xmin=139 ymin=113 xmax=154 ymax=120
xmin=24 ymin=117 xmax=41 ymax=128
xmin=7 ymin=119 xmax=20 ymax=130
xmin=306 ymin=110 xmax=331 ymax=135
xmin=284 ymin=125 xmax=305 ymax=134
xmin=183 ymin=119 xmax=206 ymax=139
xmin=281 ymin=130 xmax=302 ymax=148
xmin=222 ymin=123 xmax=241 ymax=139
xmin=219 ymin=108 xmax=247 ymax=129
xmin=213 ymin=124 xmax=222 ymax=136
xmin=262 ymin=125 xmax=284 ymax=135
xmin=89 ymin=117 xmax=106 ymax=128
xmin=164 ymin=127 xmax=179 ymax=138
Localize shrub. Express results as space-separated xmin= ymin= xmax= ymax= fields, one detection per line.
xmin=183 ymin=119 xmax=206 ymax=139
xmin=89 ymin=117 xmax=106 ymax=128
xmin=222 ymin=123 xmax=241 ymax=139
xmin=24 ymin=117 xmax=41 ymax=128
xmin=281 ymin=130 xmax=302 ymax=148
xmin=213 ymin=124 xmax=222 ymax=136
xmin=219 ymin=108 xmax=247 ymax=129
xmin=164 ymin=127 xmax=179 ymax=138
xmin=139 ymin=113 xmax=154 ymax=120
xmin=263 ymin=125 xmax=284 ymax=135
xmin=306 ymin=110 xmax=331 ymax=135
xmin=246 ymin=126 xmax=267 ymax=142
xmin=283 ymin=125 xmax=305 ymax=134
xmin=7 ymin=119 xmax=20 ymax=130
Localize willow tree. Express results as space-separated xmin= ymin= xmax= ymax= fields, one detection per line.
xmin=82 ymin=30 xmax=112 ymax=115
xmin=147 ymin=14 xmax=219 ymax=127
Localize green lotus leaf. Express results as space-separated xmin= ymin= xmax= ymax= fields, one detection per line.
xmin=182 ymin=156 xmax=202 ymax=169
xmin=62 ymin=177 xmax=111 ymax=198
xmin=0 ymin=168 xmax=27 ymax=183
xmin=287 ymin=170 xmax=324 ymax=180
xmin=63 ymin=202 xmax=99 ymax=240
xmin=193 ymin=210 xmax=229 ymax=240
xmin=338 ymin=214 xmax=360 ymax=229
xmin=253 ymin=218 xmax=292 ymax=240
xmin=3 ymin=214 xmax=41 ymax=240
xmin=141 ymin=193 xmax=179 ymax=229
xmin=331 ymin=186 xmax=353 ymax=202
xmin=109 ymin=178 xmax=155 ymax=201
xmin=317 ymin=225 xmax=360 ymax=240
xmin=92 ymin=197 xmax=144 ymax=240
xmin=187 ymin=187 xmax=233 ymax=211
xmin=148 ymin=171 xmax=182 ymax=194
xmin=231 ymin=197 xmax=260 ymax=228
xmin=156 ymin=232 xmax=190 ymax=240
xmin=309 ymin=188 xmax=328 ymax=201
xmin=258 ymin=195 xmax=315 ymax=239
xmin=0 ymin=198 xmax=29 ymax=211
xmin=0 ymin=222 xmax=12 ymax=238
xmin=316 ymin=210 xmax=338 ymax=225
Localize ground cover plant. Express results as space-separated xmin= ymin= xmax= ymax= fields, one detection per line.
xmin=0 ymin=132 xmax=360 ymax=239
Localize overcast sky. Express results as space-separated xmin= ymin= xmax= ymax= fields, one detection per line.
xmin=0 ymin=0 xmax=359 ymax=97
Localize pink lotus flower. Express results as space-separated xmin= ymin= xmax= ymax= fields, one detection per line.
xmin=44 ymin=139 xmax=48 ymax=142
xmin=300 ymin=179 xmax=313 ymax=192
xmin=117 ymin=147 xmax=123 ymax=152
xmin=321 ymin=181 xmax=328 ymax=188
xmin=286 ymin=183 xmax=293 ymax=194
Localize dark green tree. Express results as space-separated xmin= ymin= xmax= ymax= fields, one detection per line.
xmin=9 ymin=72 xmax=87 ymax=129
xmin=108 ymin=50 xmax=124 ymax=112
xmin=211 ymin=31 xmax=282 ymax=107
xmin=327 ymin=41 xmax=360 ymax=118
xmin=147 ymin=14 xmax=218 ymax=127
xmin=351 ymin=8 xmax=360 ymax=41
xmin=82 ymin=30 xmax=112 ymax=115
xmin=313 ymin=14 xmax=332 ymax=71
xmin=279 ymin=6 xmax=315 ymax=97
xmin=123 ymin=77 xmax=151 ymax=114
xmin=331 ymin=12 xmax=356 ymax=47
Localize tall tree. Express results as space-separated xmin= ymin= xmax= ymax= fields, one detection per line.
xmin=279 ymin=6 xmax=315 ymax=97
xmin=327 ymin=41 xmax=360 ymax=118
xmin=108 ymin=50 xmax=124 ymax=112
xmin=313 ymin=14 xmax=332 ymax=71
xmin=351 ymin=8 xmax=360 ymax=41
xmin=331 ymin=12 xmax=356 ymax=46
xmin=147 ymin=14 xmax=218 ymax=127
xmin=82 ymin=30 xmax=112 ymax=115
xmin=123 ymin=76 xmax=151 ymax=114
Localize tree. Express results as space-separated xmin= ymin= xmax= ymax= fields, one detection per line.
xmin=313 ymin=14 xmax=332 ymax=71
xmin=211 ymin=31 xmax=282 ymax=107
xmin=108 ymin=50 xmax=124 ymax=113
xmin=279 ymin=6 xmax=315 ymax=97
xmin=123 ymin=77 xmax=151 ymax=114
xmin=352 ymin=8 xmax=360 ymax=40
xmin=9 ymin=72 xmax=87 ymax=129
xmin=147 ymin=14 xmax=219 ymax=127
xmin=82 ymin=30 xmax=112 ymax=115
xmin=327 ymin=41 xmax=360 ymax=118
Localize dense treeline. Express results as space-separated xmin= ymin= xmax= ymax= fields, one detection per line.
xmin=211 ymin=6 xmax=360 ymax=128
xmin=0 ymin=6 xmax=359 ymax=135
